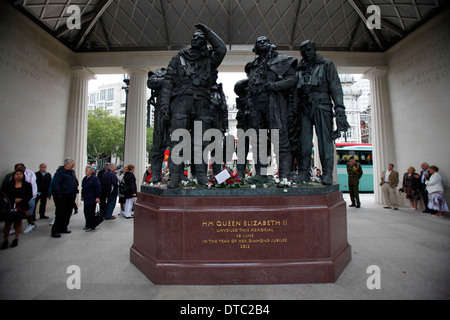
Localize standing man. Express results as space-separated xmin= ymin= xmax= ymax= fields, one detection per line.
xmin=160 ymin=23 xmax=227 ymax=188
xmin=51 ymin=159 xmax=78 ymax=238
xmin=143 ymin=166 xmax=153 ymax=184
xmin=245 ymin=36 xmax=298 ymax=180
xmin=419 ymin=162 xmax=431 ymax=213
xmin=101 ymin=163 xmax=118 ymax=220
xmin=34 ymin=163 xmax=52 ymax=219
xmin=380 ymin=163 xmax=399 ymax=210
xmin=347 ymin=156 xmax=363 ymax=208
xmin=296 ymin=40 xmax=350 ymax=185
xmin=97 ymin=162 xmax=109 ymax=215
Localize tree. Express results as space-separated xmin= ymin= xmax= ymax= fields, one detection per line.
xmin=87 ymin=108 xmax=124 ymax=165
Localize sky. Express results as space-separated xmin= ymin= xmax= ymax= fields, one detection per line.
xmin=88 ymin=72 xmax=246 ymax=102
xmin=88 ymin=72 xmax=365 ymax=105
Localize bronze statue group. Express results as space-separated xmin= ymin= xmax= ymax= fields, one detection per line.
xmin=148 ymin=24 xmax=350 ymax=189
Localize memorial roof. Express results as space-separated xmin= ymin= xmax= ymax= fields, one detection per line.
xmin=8 ymin=0 xmax=449 ymax=53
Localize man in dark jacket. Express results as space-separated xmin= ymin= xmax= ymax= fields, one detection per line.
xmin=245 ymin=36 xmax=298 ymax=180
xmin=51 ymin=159 xmax=78 ymax=238
xmin=97 ymin=162 xmax=109 ymax=215
xmin=296 ymin=40 xmax=350 ymax=185
xmin=34 ymin=163 xmax=52 ymax=219
xmin=101 ymin=164 xmax=118 ymax=220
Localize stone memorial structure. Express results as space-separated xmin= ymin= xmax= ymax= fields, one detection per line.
xmin=130 ymin=26 xmax=351 ymax=285
xmin=131 ymin=185 xmax=351 ymax=285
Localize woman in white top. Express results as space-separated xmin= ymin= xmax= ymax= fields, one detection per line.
xmin=425 ymin=165 xmax=449 ymax=217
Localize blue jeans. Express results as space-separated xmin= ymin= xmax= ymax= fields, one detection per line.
xmin=104 ymin=191 xmax=118 ymax=219
xmin=28 ymin=198 xmax=36 ymax=217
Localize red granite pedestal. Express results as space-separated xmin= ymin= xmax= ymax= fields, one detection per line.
xmin=130 ymin=185 xmax=351 ymax=285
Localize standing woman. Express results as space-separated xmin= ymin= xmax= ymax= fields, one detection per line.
xmin=81 ymin=166 xmax=101 ymax=231
xmin=118 ymin=166 xmax=128 ymax=215
xmin=122 ymin=164 xmax=137 ymax=219
xmin=1 ymin=170 xmax=32 ymax=249
xmin=425 ymin=165 xmax=449 ymax=217
xmin=402 ymin=166 xmax=421 ymax=211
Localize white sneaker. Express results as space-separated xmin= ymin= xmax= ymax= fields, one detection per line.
xmin=23 ymin=223 xmax=36 ymax=234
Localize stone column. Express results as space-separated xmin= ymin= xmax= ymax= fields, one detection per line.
xmin=65 ymin=66 xmax=95 ymax=200
xmin=124 ymin=68 xmax=148 ymax=188
xmin=363 ymin=67 xmax=396 ymax=203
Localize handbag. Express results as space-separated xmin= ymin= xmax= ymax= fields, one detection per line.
xmin=0 ymin=192 xmax=11 ymax=221
xmin=0 ymin=194 xmax=27 ymax=221
xmin=94 ymin=204 xmax=104 ymax=227
xmin=119 ymin=179 xmax=130 ymax=194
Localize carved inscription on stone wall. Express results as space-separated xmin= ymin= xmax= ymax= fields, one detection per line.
xmin=391 ymin=32 xmax=450 ymax=89
xmin=0 ymin=39 xmax=66 ymax=84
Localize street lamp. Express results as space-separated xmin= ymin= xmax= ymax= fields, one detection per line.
xmin=122 ymin=74 xmax=130 ymax=161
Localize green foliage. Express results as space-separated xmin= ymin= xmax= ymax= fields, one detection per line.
xmin=87 ymin=108 xmax=155 ymax=165
xmin=87 ymin=108 xmax=124 ymax=164
xmin=146 ymin=125 xmax=154 ymax=158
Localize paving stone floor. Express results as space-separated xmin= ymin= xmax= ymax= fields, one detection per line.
xmin=0 ymin=193 xmax=449 ymax=300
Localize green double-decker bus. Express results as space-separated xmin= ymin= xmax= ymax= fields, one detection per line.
xmin=336 ymin=144 xmax=374 ymax=192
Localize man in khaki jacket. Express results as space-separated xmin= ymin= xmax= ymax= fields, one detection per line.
xmin=380 ymin=163 xmax=399 ymax=210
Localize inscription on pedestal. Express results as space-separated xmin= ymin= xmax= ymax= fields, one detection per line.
xmin=200 ymin=219 xmax=289 ymax=249
xmin=131 ymin=187 xmax=351 ymax=284
xmin=184 ymin=211 xmax=305 ymax=261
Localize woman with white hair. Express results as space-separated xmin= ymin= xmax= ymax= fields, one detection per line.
xmin=81 ymin=166 xmax=101 ymax=231
xmin=426 ymin=165 xmax=449 ymax=217
xmin=401 ymin=166 xmax=421 ymax=211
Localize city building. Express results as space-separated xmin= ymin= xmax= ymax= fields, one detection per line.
xmin=360 ymin=106 xmax=372 ymax=144
xmin=335 ymin=75 xmax=371 ymax=144
xmin=88 ymin=75 xmax=154 ymax=128
xmin=88 ymin=80 xmax=126 ymax=116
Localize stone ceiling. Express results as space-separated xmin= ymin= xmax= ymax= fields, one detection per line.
xmin=8 ymin=0 xmax=449 ymax=52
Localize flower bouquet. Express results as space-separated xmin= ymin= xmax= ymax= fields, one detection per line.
xmin=180 ymin=179 xmax=200 ymax=189
xmin=208 ymin=172 xmax=243 ymax=188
